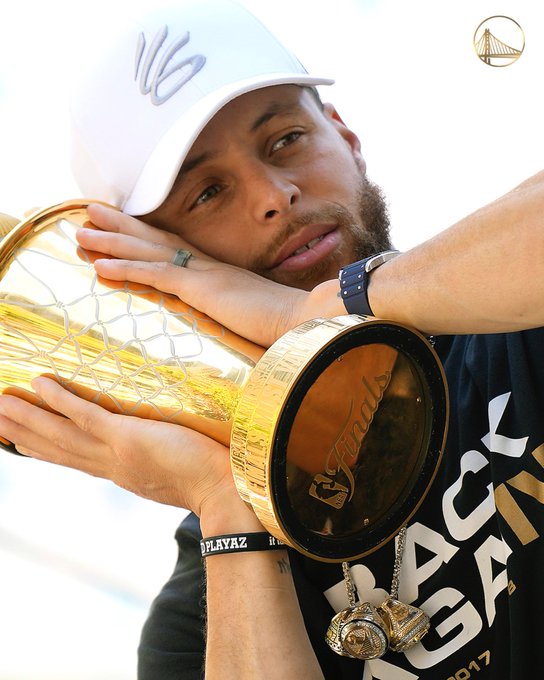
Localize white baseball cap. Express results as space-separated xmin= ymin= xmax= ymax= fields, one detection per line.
xmin=70 ymin=0 xmax=334 ymax=216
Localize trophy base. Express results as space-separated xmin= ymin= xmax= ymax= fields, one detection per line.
xmin=231 ymin=315 xmax=448 ymax=562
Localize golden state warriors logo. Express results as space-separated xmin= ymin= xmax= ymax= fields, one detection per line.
xmin=473 ymin=16 xmax=525 ymax=67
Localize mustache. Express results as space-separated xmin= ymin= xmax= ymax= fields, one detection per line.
xmin=251 ymin=204 xmax=357 ymax=270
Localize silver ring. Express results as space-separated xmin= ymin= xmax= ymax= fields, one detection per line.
xmin=171 ymin=249 xmax=193 ymax=268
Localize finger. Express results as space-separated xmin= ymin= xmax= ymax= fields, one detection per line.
xmin=93 ymin=258 xmax=200 ymax=297
xmin=87 ymin=203 xmax=185 ymax=249
xmin=93 ymin=256 xmax=294 ymax=347
xmin=77 ymin=227 xmax=176 ymax=263
xmin=0 ymin=395 xmax=105 ymax=474
xmin=13 ymin=446 xmax=38 ymax=457
xmin=31 ymin=377 xmax=118 ymax=442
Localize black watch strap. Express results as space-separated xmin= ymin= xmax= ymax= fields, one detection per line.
xmin=339 ymin=250 xmax=400 ymax=316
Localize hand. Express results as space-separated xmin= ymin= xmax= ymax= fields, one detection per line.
xmin=81 ymin=202 xmax=214 ymax=261
xmin=0 ymin=376 xmax=239 ymax=518
xmin=78 ymin=204 xmax=343 ymax=348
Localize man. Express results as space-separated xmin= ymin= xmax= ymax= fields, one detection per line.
xmin=1 ymin=1 xmax=543 ymax=678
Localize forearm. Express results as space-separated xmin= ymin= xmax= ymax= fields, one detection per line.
xmin=309 ymin=171 xmax=544 ymax=336
xmin=82 ymin=169 xmax=544 ymax=347
xmin=200 ymin=500 xmax=324 ymax=679
xmin=204 ymin=550 xmax=323 ymax=679
xmin=374 ymin=172 xmax=544 ymax=334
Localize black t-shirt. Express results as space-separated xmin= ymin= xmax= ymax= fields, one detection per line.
xmin=138 ymin=330 xmax=544 ymax=679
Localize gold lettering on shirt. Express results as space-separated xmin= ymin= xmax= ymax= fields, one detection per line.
xmin=495 ymin=443 xmax=544 ymax=545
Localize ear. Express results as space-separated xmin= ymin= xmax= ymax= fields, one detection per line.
xmin=323 ymin=103 xmax=366 ymax=173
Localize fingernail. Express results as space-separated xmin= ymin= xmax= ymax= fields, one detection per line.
xmin=31 ymin=377 xmax=45 ymax=394
xmin=88 ymin=203 xmax=111 ymax=215
xmin=95 ymin=259 xmax=114 ymax=268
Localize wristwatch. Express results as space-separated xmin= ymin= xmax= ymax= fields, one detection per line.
xmin=339 ymin=250 xmax=400 ymax=317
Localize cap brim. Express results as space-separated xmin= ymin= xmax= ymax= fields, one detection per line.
xmin=124 ymin=73 xmax=334 ymax=216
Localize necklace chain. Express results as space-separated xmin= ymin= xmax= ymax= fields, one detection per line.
xmin=330 ymin=525 xmax=431 ymax=659
xmin=342 ymin=525 xmax=406 ymax=604
xmin=341 ymin=560 xmax=357 ymax=607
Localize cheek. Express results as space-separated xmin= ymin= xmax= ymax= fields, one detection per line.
xmin=145 ymin=198 xmax=253 ymax=266
xmin=185 ymin=222 xmax=254 ymax=267
xmin=305 ymin=145 xmax=363 ymax=200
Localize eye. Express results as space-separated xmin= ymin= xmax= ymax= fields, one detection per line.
xmin=271 ymin=130 xmax=302 ymax=153
xmin=192 ymin=184 xmax=222 ymax=208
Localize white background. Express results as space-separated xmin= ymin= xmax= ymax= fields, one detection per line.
xmin=0 ymin=1 xmax=542 ymax=677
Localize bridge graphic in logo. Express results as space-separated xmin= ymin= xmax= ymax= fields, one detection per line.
xmin=473 ymin=16 xmax=525 ymax=67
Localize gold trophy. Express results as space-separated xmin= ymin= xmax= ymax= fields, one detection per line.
xmin=0 ymin=202 xmax=448 ymax=562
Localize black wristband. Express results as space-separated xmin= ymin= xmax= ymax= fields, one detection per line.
xmin=339 ymin=250 xmax=400 ymax=316
xmin=200 ymin=532 xmax=286 ymax=558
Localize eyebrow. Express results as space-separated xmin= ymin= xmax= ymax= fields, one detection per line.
xmin=249 ymin=101 xmax=298 ymax=133
xmin=177 ymin=101 xmax=301 ymax=180
xmin=180 ymin=151 xmax=214 ymax=176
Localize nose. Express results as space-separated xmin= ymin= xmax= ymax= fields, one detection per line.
xmin=245 ymin=163 xmax=301 ymax=224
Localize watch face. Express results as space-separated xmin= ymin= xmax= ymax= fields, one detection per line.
xmin=232 ymin=316 xmax=449 ymax=562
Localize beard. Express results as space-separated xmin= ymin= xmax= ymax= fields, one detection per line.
xmin=251 ymin=175 xmax=392 ymax=290
xmin=350 ymin=177 xmax=392 ymax=259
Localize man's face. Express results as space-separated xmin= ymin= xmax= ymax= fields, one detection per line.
xmin=144 ymin=85 xmax=391 ymax=290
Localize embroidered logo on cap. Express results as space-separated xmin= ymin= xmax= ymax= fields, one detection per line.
xmin=135 ymin=26 xmax=206 ymax=105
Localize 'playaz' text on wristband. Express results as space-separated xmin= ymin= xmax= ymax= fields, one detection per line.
xmin=200 ymin=532 xmax=286 ymax=557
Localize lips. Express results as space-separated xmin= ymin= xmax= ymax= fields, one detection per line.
xmin=269 ymin=224 xmax=342 ymax=275
xmin=271 ymin=224 xmax=336 ymax=268
xmin=291 ymin=234 xmax=325 ymax=257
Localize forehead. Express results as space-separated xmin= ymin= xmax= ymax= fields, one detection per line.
xmin=215 ymin=83 xmax=315 ymax=119
xmin=184 ymin=85 xmax=319 ymax=160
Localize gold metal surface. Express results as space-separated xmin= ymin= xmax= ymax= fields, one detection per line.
xmin=0 ymin=202 xmax=449 ymax=561
xmin=0 ymin=213 xmax=20 ymax=239
xmin=326 ymin=602 xmax=390 ymax=659
xmin=0 ymin=202 xmax=263 ymax=446
xmin=377 ymin=597 xmax=430 ymax=652
xmin=231 ymin=315 xmax=448 ymax=560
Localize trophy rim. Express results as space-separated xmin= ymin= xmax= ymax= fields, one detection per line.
xmin=0 ymin=200 xmax=114 ymax=275
xmin=231 ymin=316 xmax=449 ymax=562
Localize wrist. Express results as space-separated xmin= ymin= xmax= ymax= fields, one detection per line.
xmin=305 ymin=278 xmax=346 ymax=319
xmin=200 ymin=531 xmax=285 ymax=558
xmin=339 ymin=250 xmax=400 ymax=317
xmin=199 ymin=489 xmax=265 ymax=538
